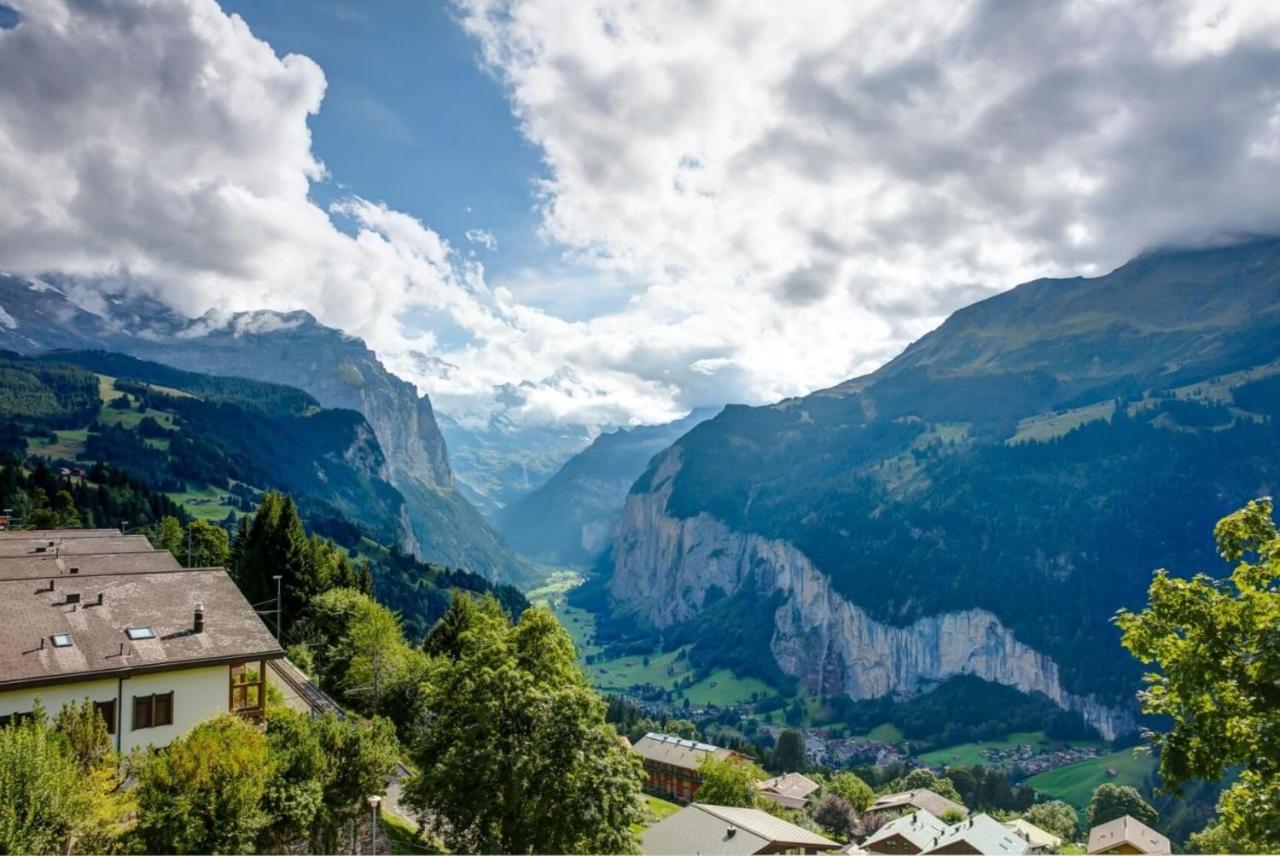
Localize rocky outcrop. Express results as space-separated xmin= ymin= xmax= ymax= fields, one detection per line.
xmin=611 ymin=449 xmax=1132 ymax=740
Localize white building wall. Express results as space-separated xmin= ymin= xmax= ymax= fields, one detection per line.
xmin=0 ymin=663 xmax=237 ymax=754
xmin=0 ymin=676 xmax=118 ymax=725
xmin=119 ymin=664 xmax=230 ymax=754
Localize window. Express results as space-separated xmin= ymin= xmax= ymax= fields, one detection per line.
xmin=0 ymin=711 xmax=34 ymax=729
xmin=132 ymin=692 xmax=174 ymax=730
xmin=93 ymin=700 xmax=116 ymax=735
xmin=51 ymin=633 xmax=73 ymax=648
xmin=126 ymin=626 xmax=155 ymax=640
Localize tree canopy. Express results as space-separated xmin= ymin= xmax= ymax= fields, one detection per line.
xmin=405 ymin=595 xmax=646 ymax=854
xmin=1086 ymin=783 xmax=1158 ymax=830
xmin=1116 ymin=497 xmax=1280 ymax=853
xmin=695 ymin=754 xmax=767 ymax=809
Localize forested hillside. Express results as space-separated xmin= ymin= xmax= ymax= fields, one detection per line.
xmin=0 ymin=352 xmax=527 ymax=633
xmin=603 ymin=239 xmax=1280 ymax=713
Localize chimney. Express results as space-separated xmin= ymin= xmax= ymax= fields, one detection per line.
xmin=725 ymin=826 xmax=736 ymax=839
xmin=193 ymin=602 xmax=205 ymax=634
xmin=95 ymin=592 xmax=103 ymax=606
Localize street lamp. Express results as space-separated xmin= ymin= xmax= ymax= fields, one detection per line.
xmin=366 ymin=795 xmax=382 ymax=855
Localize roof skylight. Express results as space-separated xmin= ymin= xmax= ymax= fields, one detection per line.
xmin=125 ymin=626 xmax=155 ymax=640
xmin=51 ymin=633 xmax=72 ymax=648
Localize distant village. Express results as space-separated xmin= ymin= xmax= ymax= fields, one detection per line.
xmin=632 ymin=731 xmax=1169 ymax=855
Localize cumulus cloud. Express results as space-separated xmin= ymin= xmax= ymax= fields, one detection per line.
xmin=2 ymin=0 xmax=1280 ymax=430
xmin=456 ymin=0 xmax=1280 ymax=399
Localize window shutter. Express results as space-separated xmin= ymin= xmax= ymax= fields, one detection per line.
xmin=93 ymin=700 xmax=116 ymax=735
xmin=154 ymin=692 xmax=174 ymax=727
xmin=133 ymin=695 xmax=152 ymax=730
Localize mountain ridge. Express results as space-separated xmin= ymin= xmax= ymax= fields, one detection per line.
xmin=599 ymin=238 xmax=1280 ymax=726
xmin=0 ymin=276 xmax=532 ymax=584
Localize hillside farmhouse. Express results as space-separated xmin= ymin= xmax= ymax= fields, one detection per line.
xmin=0 ymin=530 xmax=283 ymax=753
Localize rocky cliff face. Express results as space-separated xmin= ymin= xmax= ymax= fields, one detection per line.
xmin=612 ymin=449 xmax=1132 ymax=740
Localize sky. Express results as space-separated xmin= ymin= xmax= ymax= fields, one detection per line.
xmin=1 ymin=0 xmax=1279 ymax=429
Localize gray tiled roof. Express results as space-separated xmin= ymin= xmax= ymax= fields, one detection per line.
xmin=642 ymin=804 xmax=838 ymax=855
xmin=863 ymin=810 xmax=951 ymax=852
xmin=0 ymin=533 xmax=157 ymax=557
xmin=870 ymin=788 xmax=969 ymax=819
xmin=633 ymin=732 xmax=736 ymax=769
xmin=0 ymin=549 xmax=180 ymax=580
xmin=0 ymin=567 xmax=283 ymax=689
xmin=923 ymin=813 xmax=1029 ymax=855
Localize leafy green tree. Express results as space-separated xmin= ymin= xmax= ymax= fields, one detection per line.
xmin=827 ymin=771 xmax=875 ymax=812
xmin=148 ymin=515 xmax=185 ymax=557
xmin=185 ymin=518 xmax=230 ymax=568
xmin=308 ymin=713 xmax=399 ymax=855
xmin=813 ymin=793 xmax=856 ymax=838
xmin=771 ymin=729 xmax=808 ymax=773
xmin=261 ymin=709 xmax=326 ymax=852
xmin=134 ymin=714 xmax=273 ymax=854
xmin=422 ymin=590 xmax=479 ymax=659
xmin=1024 ymin=800 xmax=1078 ymax=843
xmin=662 ymin=718 xmax=699 ymax=740
xmin=405 ymin=597 xmax=646 ymax=854
xmin=344 ymin=595 xmax=412 ymax=714
xmin=54 ymin=697 xmax=112 ymax=772
xmin=1115 ymin=497 xmax=1280 ymax=854
xmin=1085 ymin=783 xmax=1157 ymax=829
xmin=0 ymin=709 xmax=119 ymax=854
xmin=696 ymin=754 xmax=766 ymax=808
xmin=887 ymin=767 xmax=963 ymax=804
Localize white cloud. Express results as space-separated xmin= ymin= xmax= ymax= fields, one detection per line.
xmin=465 ymin=228 xmax=498 ymax=251
xmin=456 ymin=0 xmax=1280 ymax=403
xmin=2 ymin=0 xmax=1280 ymax=430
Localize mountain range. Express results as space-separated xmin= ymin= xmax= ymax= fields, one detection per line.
xmin=0 ymin=276 xmax=531 ymax=584
xmin=587 ymin=238 xmax=1280 ymax=739
xmin=495 ymin=406 xmax=718 ymax=566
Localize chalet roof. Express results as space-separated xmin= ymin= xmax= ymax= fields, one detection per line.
xmin=0 ymin=549 xmax=180 ymax=580
xmin=1 ymin=529 xmax=132 ymax=539
xmin=923 ymin=813 xmax=1029 ymax=855
xmin=757 ymin=771 xmax=821 ymax=809
xmin=0 ymin=533 xmax=156 ymax=558
xmin=759 ymin=771 xmax=821 ymax=799
xmin=642 ymin=803 xmax=838 ymax=855
xmin=1006 ymin=818 xmax=1063 ymax=850
xmin=1087 ymin=815 xmax=1170 ymax=855
xmin=863 ymin=810 xmax=951 ymax=852
xmin=633 ymin=732 xmax=735 ymax=769
xmin=0 ymin=563 xmax=282 ymax=690
xmin=870 ymin=788 xmax=969 ymax=819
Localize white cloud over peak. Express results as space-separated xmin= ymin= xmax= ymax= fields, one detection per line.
xmin=458 ymin=0 xmax=1280 ymax=394
xmin=2 ymin=0 xmax=1280 ymax=430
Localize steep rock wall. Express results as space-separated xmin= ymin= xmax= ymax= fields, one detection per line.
xmin=610 ymin=450 xmax=1132 ymax=740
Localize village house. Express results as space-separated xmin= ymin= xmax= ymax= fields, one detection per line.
xmin=642 ymin=803 xmax=839 ymax=855
xmin=922 ymin=813 xmax=1029 ymax=855
xmin=870 ymin=788 xmax=969 ymax=820
xmin=0 ymin=530 xmax=283 ymax=754
xmin=1086 ymin=815 xmax=1171 ymax=855
xmin=1005 ymin=818 xmax=1063 ymax=854
xmin=862 ymin=810 xmax=951 ymax=854
xmin=756 ymin=771 xmax=821 ymax=810
xmin=863 ymin=811 xmax=1028 ymax=856
xmin=632 ymin=732 xmax=739 ymax=802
